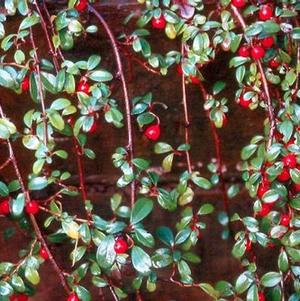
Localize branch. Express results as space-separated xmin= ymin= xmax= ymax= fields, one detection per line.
xmin=33 ymin=0 xmax=60 ymax=72
xmin=0 ymin=104 xmax=70 ymax=295
xmin=29 ymin=26 xmax=49 ymax=146
xmin=197 ymin=81 xmax=230 ymax=218
xmin=230 ymin=5 xmax=275 ymax=149
xmin=181 ymin=44 xmax=192 ymax=173
xmin=88 ymin=4 xmax=136 ymax=207
xmin=42 ymin=0 xmax=65 ymax=62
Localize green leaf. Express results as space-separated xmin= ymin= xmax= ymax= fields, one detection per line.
xmin=162 ymin=153 xmax=174 ymax=172
xmin=132 ymin=158 xmax=150 ymax=170
xmin=0 ymin=182 xmax=9 ymax=197
xmin=156 ymin=226 xmax=174 ymax=247
xmin=48 ymin=110 xmax=65 ymax=131
xmin=235 ymin=272 xmax=253 ymax=294
xmin=131 ymin=246 xmax=152 ymax=275
xmin=134 ymin=228 xmax=155 ymax=248
xmin=11 ymin=193 xmax=25 ymax=217
xmin=19 ymin=14 xmax=40 ymax=30
xmin=50 ymin=98 xmax=71 ymax=111
xmin=191 ymin=176 xmax=212 ymax=190
xmin=28 ymin=177 xmax=48 ymax=191
xmin=25 ymin=267 xmax=40 ymax=285
xmin=130 ymin=197 xmax=153 ymax=225
xmin=154 ymin=142 xmax=173 ymax=154
xmin=260 ymin=272 xmax=281 ymax=287
xmin=199 ymin=283 xmax=220 ymax=299
xmin=88 ymin=70 xmax=113 ymax=82
xmin=0 ymin=281 xmax=13 ymax=296
xmin=197 ymin=203 xmax=214 ymax=215
xmin=87 ymin=55 xmax=101 ymax=70
xmin=75 ymin=285 xmax=91 ymax=301
xmin=96 ymin=235 xmax=116 ymax=270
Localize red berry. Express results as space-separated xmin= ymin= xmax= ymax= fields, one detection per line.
xmin=261 ymin=36 xmax=274 ymax=49
xmin=245 ymin=239 xmax=252 ymax=251
xmin=18 ymin=295 xmax=29 ymax=301
xmin=189 ymin=75 xmax=200 ymax=85
xmin=257 ymin=182 xmax=270 ymax=199
xmin=10 ymin=295 xmax=29 ymax=301
xmin=239 ymin=95 xmax=251 ymax=108
xmin=0 ymin=199 xmax=10 ymax=215
xmin=151 ymin=15 xmax=166 ymax=29
xmin=114 ymin=237 xmax=128 ymax=254
xmin=251 ymin=46 xmax=265 ymax=60
xmin=25 ymin=201 xmax=40 ymax=215
xmin=238 ymin=45 xmax=250 ymax=57
xmin=177 ymin=64 xmax=183 ymax=75
xmin=259 ymin=5 xmax=273 ymax=21
xmin=280 ymin=214 xmax=290 ymax=227
xmin=231 ymin=0 xmax=246 ymax=8
xmin=258 ymin=292 xmax=265 ymax=301
xmin=39 ymin=247 xmax=49 ymax=260
xmin=75 ymin=0 xmax=87 ymax=12
xmin=283 ymin=153 xmax=297 ymax=169
xmin=21 ymin=76 xmax=30 ymax=92
xmin=259 ymin=203 xmax=271 ymax=217
xmin=67 ymin=293 xmax=80 ymax=301
xmin=294 ymin=183 xmax=300 ymax=193
xmin=269 ymin=58 xmax=280 ymax=68
xmin=144 ymin=124 xmax=161 ymax=141
xmin=190 ymin=224 xmax=197 ymax=231
xmin=277 ymin=168 xmax=290 ymax=182
xmin=77 ymin=81 xmax=90 ymax=94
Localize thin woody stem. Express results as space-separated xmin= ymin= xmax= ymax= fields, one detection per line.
xmin=198 ymin=81 xmax=230 ymax=217
xmin=0 ymin=104 xmax=70 ymax=295
xmin=29 ymin=27 xmax=49 ymax=146
xmin=73 ymin=137 xmax=91 ymax=221
xmin=230 ymin=5 xmax=275 ymax=149
xmin=181 ymin=44 xmax=192 ymax=173
xmin=33 ymin=0 xmax=59 ymax=72
xmin=42 ymin=0 xmax=65 ymax=62
xmin=0 ymin=157 xmax=11 ymax=171
xmin=88 ymin=4 xmax=135 ymax=207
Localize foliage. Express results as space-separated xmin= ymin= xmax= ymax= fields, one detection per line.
xmin=0 ymin=0 xmax=299 ymax=300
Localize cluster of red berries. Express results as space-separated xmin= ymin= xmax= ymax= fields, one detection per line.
xmin=238 ymin=34 xmax=274 ymax=61
xmin=232 ymin=0 xmax=274 ymax=23
xmin=235 ymin=4 xmax=274 ymax=62
xmin=75 ymin=0 xmax=88 ymax=12
xmin=256 ymin=153 xmax=298 ymax=226
xmin=151 ymin=15 xmax=166 ymax=29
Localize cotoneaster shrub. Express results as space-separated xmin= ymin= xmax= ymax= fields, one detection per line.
xmin=0 ymin=0 xmax=299 ymax=300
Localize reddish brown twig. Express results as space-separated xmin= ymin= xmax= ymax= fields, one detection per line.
xmin=33 ymin=0 xmax=60 ymax=72
xmin=181 ymin=44 xmax=192 ymax=173
xmin=198 ymin=81 xmax=230 ymax=216
xmin=88 ymin=5 xmax=136 ymax=207
xmin=0 ymin=157 xmax=11 ymax=171
xmin=0 ymin=104 xmax=70 ymax=295
xmin=29 ymin=27 xmax=49 ymax=146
